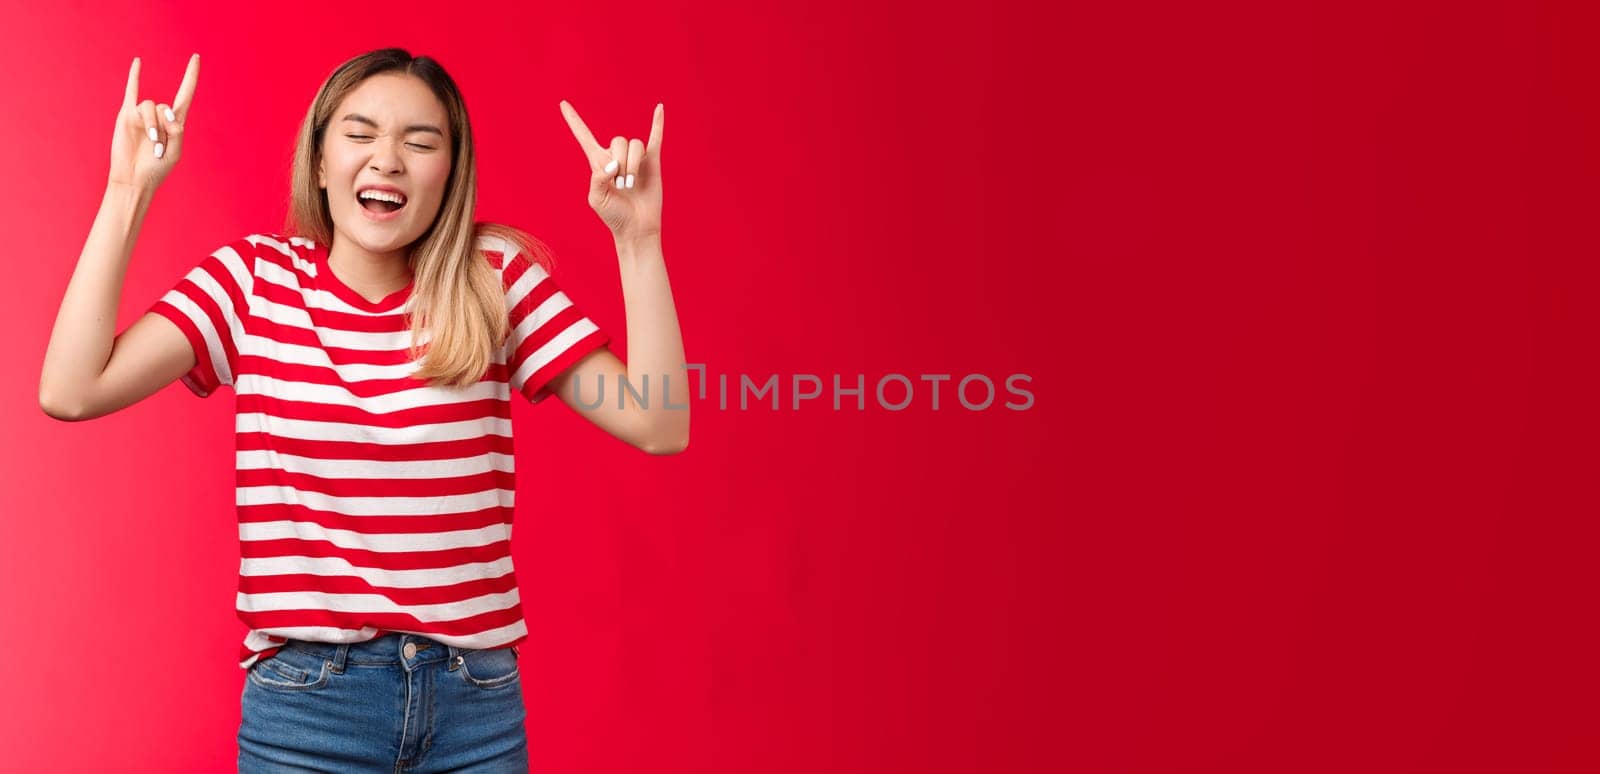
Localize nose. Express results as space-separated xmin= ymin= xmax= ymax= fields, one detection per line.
xmin=368 ymin=138 xmax=404 ymax=175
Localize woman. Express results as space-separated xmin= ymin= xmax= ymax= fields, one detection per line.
xmin=38 ymin=48 xmax=688 ymax=771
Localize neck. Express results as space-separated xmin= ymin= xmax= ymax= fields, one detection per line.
xmin=327 ymin=235 xmax=413 ymax=297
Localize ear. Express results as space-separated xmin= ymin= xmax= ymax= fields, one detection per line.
xmin=317 ymin=160 xmax=326 ymax=189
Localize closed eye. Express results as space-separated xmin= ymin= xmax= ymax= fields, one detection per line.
xmin=345 ymin=134 xmax=436 ymax=150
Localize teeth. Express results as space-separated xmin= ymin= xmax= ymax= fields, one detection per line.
xmin=358 ymin=190 xmax=406 ymax=205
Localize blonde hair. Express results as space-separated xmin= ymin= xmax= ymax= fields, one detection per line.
xmin=285 ymin=47 xmax=555 ymax=389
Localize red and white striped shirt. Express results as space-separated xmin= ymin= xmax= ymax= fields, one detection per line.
xmin=148 ymin=232 xmax=610 ymax=669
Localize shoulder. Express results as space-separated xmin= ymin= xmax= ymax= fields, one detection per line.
xmin=208 ymin=233 xmax=318 ymax=292
xmin=475 ymin=229 xmax=553 ymax=289
xmin=178 ymin=233 xmax=267 ymax=284
xmin=245 ymin=232 xmax=317 ymax=263
xmin=474 ymin=232 xmax=529 ymax=275
xmin=476 ymin=232 xmax=517 ymax=258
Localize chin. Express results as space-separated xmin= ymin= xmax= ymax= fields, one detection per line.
xmin=346 ymin=219 xmax=414 ymax=250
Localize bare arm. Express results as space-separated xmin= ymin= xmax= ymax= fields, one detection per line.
xmin=38 ymin=184 xmax=196 ymax=421
xmin=38 ymin=54 xmax=202 ymax=421
xmin=548 ymin=233 xmax=689 ymax=454
xmin=550 ymin=101 xmax=689 ymax=454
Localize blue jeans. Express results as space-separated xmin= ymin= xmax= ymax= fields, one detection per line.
xmin=238 ymin=633 xmax=529 ymax=772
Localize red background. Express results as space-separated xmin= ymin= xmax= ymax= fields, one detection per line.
xmin=1 ymin=0 xmax=1595 ymax=771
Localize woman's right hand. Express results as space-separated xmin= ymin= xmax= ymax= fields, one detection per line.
xmin=108 ymin=54 xmax=199 ymax=194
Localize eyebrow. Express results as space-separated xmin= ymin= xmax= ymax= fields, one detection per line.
xmin=339 ymin=113 xmax=446 ymax=138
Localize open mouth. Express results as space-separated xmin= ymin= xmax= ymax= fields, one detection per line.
xmin=357 ymin=189 xmax=408 ymax=216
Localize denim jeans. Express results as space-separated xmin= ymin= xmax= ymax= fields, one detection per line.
xmin=238 ymin=632 xmax=529 ymax=772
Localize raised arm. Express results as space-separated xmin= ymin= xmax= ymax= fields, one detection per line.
xmin=550 ymin=101 xmax=689 ymax=454
xmin=39 ymin=54 xmax=202 ymax=421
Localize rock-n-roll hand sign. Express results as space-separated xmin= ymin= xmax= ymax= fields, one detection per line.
xmin=559 ymin=100 xmax=663 ymax=240
xmin=110 ymin=53 xmax=199 ymax=193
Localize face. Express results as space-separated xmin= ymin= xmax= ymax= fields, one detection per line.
xmin=318 ymin=73 xmax=452 ymax=258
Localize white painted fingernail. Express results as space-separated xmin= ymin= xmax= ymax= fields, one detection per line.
xmin=164 ymin=107 xmax=175 ymax=122
xmin=154 ymin=142 xmax=164 ymax=159
xmin=604 ymin=159 xmax=618 ymax=174
xmin=625 ymin=174 xmax=635 ymax=188
xmin=615 ymin=176 xmax=624 ymax=188
xmin=148 ymin=126 xmax=158 ymax=142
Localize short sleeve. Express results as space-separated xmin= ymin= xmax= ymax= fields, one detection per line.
xmin=498 ymin=241 xmax=612 ymax=404
xmin=147 ymin=239 xmax=254 ymax=398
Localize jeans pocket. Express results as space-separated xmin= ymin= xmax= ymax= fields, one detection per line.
xmin=458 ymin=646 xmax=520 ymax=689
xmin=247 ymin=647 xmax=332 ymax=693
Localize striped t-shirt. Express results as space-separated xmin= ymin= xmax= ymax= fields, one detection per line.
xmin=147 ymin=231 xmax=610 ymax=669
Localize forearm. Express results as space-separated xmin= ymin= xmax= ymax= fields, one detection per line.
xmin=613 ymin=232 xmax=689 ymax=448
xmin=40 ymin=183 xmax=153 ymax=409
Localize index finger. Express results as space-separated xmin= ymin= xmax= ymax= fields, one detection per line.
xmin=559 ymin=100 xmax=607 ymax=165
xmin=124 ymin=57 xmax=141 ymax=111
xmin=173 ymin=54 xmax=200 ymax=118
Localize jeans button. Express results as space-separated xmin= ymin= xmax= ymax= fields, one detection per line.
xmin=403 ymin=642 xmax=417 ymax=659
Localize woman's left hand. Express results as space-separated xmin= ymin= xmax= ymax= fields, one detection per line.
xmin=560 ymin=100 xmax=663 ymax=241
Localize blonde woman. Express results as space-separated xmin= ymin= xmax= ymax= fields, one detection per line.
xmin=39 ymin=48 xmax=688 ymax=771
